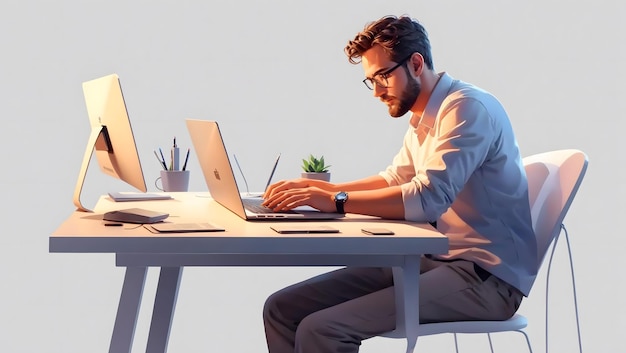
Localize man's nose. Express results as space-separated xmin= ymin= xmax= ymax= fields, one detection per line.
xmin=373 ymin=83 xmax=385 ymax=97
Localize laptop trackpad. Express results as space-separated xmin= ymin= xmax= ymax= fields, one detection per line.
xmin=293 ymin=205 xmax=320 ymax=212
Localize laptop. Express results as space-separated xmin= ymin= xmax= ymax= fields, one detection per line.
xmin=186 ymin=119 xmax=344 ymax=221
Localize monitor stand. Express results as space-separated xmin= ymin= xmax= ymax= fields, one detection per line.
xmin=73 ymin=125 xmax=112 ymax=212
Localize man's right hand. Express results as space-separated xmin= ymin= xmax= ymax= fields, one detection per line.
xmin=263 ymin=178 xmax=334 ymax=200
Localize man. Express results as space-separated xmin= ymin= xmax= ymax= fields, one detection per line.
xmin=262 ymin=15 xmax=537 ymax=353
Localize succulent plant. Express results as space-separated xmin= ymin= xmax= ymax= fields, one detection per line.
xmin=301 ymin=154 xmax=330 ymax=173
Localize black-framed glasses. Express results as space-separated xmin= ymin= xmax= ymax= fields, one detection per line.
xmin=362 ymin=54 xmax=413 ymax=90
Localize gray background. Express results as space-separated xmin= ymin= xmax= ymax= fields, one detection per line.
xmin=1 ymin=0 xmax=622 ymax=352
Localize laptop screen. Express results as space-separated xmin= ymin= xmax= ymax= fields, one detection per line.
xmin=186 ymin=119 xmax=249 ymax=219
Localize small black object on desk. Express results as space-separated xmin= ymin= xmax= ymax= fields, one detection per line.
xmin=103 ymin=208 xmax=169 ymax=224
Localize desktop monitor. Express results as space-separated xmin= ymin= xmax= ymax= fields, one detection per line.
xmin=73 ymin=73 xmax=146 ymax=212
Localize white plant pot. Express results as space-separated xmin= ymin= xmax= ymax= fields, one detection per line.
xmin=301 ymin=172 xmax=331 ymax=182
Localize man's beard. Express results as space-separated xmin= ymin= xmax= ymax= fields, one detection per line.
xmin=383 ymin=79 xmax=421 ymax=118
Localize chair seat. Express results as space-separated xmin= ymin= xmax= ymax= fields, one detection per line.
xmin=382 ymin=313 xmax=528 ymax=338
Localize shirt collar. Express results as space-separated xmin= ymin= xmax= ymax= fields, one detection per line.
xmin=409 ymin=72 xmax=454 ymax=130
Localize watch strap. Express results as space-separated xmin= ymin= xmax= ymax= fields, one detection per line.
xmin=336 ymin=200 xmax=345 ymax=214
xmin=334 ymin=191 xmax=347 ymax=214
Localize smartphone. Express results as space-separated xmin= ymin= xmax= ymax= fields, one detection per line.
xmin=361 ymin=228 xmax=395 ymax=235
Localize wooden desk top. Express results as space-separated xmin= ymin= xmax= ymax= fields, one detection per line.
xmin=50 ymin=192 xmax=448 ymax=256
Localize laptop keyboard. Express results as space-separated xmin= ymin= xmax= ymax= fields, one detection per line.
xmin=242 ymin=198 xmax=295 ymax=214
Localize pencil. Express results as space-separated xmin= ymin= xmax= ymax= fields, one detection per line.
xmin=154 ymin=150 xmax=168 ymax=170
xmin=182 ymin=148 xmax=190 ymax=171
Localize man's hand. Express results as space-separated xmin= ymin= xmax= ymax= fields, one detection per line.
xmin=262 ymin=180 xmax=336 ymax=213
xmin=263 ymin=178 xmax=334 ymax=199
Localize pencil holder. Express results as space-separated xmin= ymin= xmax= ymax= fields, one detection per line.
xmin=155 ymin=170 xmax=190 ymax=192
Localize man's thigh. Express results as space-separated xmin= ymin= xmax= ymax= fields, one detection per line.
xmin=267 ymin=267 xmax=394 ymax=324
xmin=302 ymin=258 xmax=519 ymax=335
xmin=419 ymin=259 xmax=520 ymax=323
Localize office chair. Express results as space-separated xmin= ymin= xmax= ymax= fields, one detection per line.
xmin=380 ymin=149 xmax=588 ymax=353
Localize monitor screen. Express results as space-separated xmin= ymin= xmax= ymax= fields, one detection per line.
xmin=73 ymin=73 xmax=146 ymax=211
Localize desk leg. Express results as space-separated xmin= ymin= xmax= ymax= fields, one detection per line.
xmin=392 ymin=256 xmax=420 ymax=353
xmin=109 ymin=266 xmax=148 ymax=353
xmin=145 ymin=266 xmax=183 ymax=353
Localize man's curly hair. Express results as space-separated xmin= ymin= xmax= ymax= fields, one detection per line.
xmin=344 ymin=15 xmax=434 ymax=70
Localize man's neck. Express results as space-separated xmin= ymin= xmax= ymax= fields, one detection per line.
xmin=410 ymin=70 xmax=442 ymax=118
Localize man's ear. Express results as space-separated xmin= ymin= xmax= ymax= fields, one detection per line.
xmin=408 ymin=53 xmax=425 ymax=77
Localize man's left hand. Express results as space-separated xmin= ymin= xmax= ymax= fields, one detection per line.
xmin=262 ymin=186 xmax=335 ymax=213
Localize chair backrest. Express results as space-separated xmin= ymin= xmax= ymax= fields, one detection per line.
xmin=522 ymin=149 xmax=588 ymax=270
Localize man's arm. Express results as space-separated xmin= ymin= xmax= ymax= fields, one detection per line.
xmin=333 ymin=175 xmax=390 ymax=192
xmin=340 ymin=185 xmax=405 ymax=219
xmin=263 ymin=175 xmax=406 ymax=219
xmin=334 ymin=176 xmax=406 ymax=219
xmin=263 ymin=175 xmax=389 ymax=198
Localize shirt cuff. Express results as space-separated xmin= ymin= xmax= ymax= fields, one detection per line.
xmin=378 ymin=171 xmax=397 ymax=186
xmin=400 ymin=181 xmax=427 ymax=222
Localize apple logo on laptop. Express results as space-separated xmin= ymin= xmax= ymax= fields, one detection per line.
xmin=213 ymin=168 xmax=221 ymax=180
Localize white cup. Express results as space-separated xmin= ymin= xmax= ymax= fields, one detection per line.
xmin=155 ymin=170 xmax=190 ymax=192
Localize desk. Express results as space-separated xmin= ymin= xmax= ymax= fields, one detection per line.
xmin=50 ymin=193 xmax=448 ymax=353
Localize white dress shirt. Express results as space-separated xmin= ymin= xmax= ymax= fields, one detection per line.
xmin=379 ymin=72 xmax=537 ymax=295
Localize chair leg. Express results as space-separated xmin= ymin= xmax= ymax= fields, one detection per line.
xmin=516 ymin=330 xmax=533 ymax=353
xmin=453 ymin=333 xmax=460 ymax=353
xmin=487 ymin=333 xmax=495 ymax=353
xmin=485 ymin=331 xmax=533 ymax=353
xmin=546 ymin=225 xmax=583 ymax=353
xmin=563 ymin=226 xmax=584 ymax=353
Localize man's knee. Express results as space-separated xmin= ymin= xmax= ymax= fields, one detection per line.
xmin=263 ymin=290 xmax=284 ymax=322
xmin=263 ymin=292 xmax=282 ymax=320
xmin=295 ymin=311 xmax=355 ymax=347
xmin=263 ymin=290 xmax=301 ymax=326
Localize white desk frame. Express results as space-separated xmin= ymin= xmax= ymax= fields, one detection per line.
xmin=50 ymin=193 xmax=448 ymax=353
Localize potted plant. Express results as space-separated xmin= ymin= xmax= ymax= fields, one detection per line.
xmin=301 ymin=154 xmax=331 ymax=182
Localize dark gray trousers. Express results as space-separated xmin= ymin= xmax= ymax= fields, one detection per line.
xmin=263 ymin=256 xmax=522 ymax=353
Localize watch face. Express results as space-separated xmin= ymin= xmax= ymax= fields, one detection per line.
xmin=336 ymin=192 xmax=348 ymax=202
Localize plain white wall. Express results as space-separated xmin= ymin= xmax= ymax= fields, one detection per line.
xmin=1 ymin=0 xmax=623 ymax=352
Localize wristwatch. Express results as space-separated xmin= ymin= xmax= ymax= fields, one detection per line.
xmin=334 ymin=191 xmax=348 ymax=214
